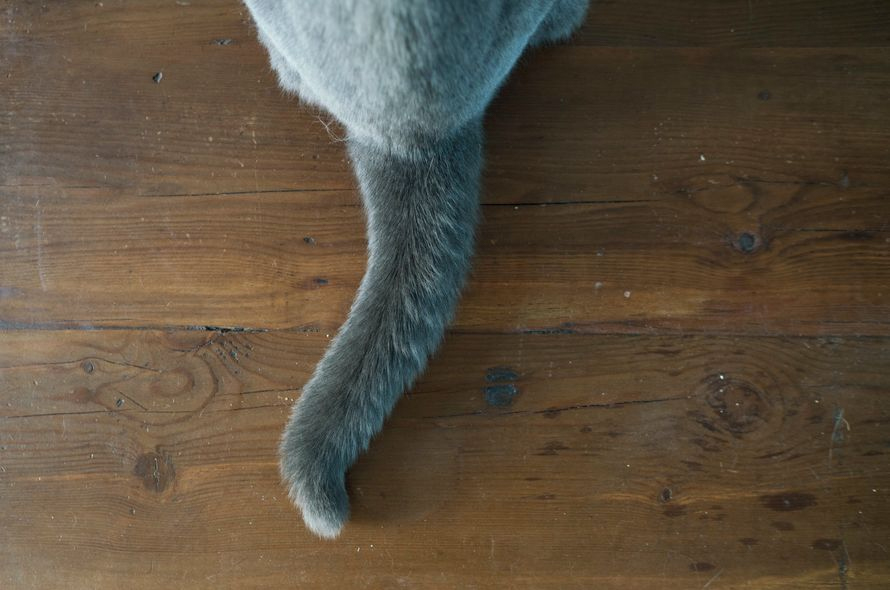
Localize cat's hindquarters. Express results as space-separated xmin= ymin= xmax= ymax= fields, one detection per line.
xmin=279 ymin=122 xmax=483 ymax=538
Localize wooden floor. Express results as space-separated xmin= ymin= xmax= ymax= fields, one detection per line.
xmin=2 ymin=1 xmax=890 ymax=588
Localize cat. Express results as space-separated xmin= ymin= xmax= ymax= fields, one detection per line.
xmin=243 ymin=0 xmax=589 ymax=538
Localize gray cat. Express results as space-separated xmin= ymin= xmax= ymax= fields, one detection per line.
xmin=243 ymin=0 xmax=589 ymax=538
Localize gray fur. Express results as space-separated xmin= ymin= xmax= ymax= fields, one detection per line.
xmin=244 ymin=0 xmax=589 ymax=538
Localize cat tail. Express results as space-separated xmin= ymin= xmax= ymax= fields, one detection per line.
xmin=280 ymin=119 xmax=483 ymax=538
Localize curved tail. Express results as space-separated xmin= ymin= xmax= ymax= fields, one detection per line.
xmin=280 ymin=120 xmax=483 ymax=538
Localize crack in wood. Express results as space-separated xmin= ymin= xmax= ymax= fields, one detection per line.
xmin=424 ymin=394 xmax=690 ymax=420
xmin=1 ymin=403 xmax=291 ymax=420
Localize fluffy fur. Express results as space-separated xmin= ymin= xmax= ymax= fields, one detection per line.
xmin=244 ymin=0 xmax=589 ymax=538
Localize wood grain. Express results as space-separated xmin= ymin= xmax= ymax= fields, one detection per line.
xmin=1 ymin=184 xmax=887 ymax=333
xmin=2 ymin=0 xmax=889 ymax=588
xmin=4 ymin=4 xmax=890 ymax=201
xmin=1 ymin=330 xmax=889 ymax=589
xmin=574 ymin=0 xmax=890 ymax=47
xmin=486 ymin=47 xmax=890 ymax=204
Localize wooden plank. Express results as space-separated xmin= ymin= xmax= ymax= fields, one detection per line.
xmin=6 ymin=0 xmax=889 ymax=51
xmin=3 ymin=4 xmax=889 ymax=202
xmin=1 ymin=1 xmax=353 ymax=196
xmin=486 ymin=47 xmax=890 ymax=204
xmin=1 ymin=329 xmax=888 ymax=588
xmin=0 ymin=184 xmax=887 ymax=334
xmin=575 ymin=0 xmax=890 ymax=47
xmin=0 ymin=186 xmax=365 ymax=330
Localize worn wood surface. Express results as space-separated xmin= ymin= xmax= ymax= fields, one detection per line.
xmin=2 ymin=1 xmax=889 ymax=588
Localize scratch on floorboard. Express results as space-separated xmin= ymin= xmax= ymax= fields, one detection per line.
xmin=424 ymin=394 xmax=690 ymax=420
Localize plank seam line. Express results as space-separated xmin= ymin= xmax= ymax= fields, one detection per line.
xmin=423 ymin=394 xmax=690 ymax=420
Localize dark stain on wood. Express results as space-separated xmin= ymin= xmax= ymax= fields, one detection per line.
xmin=518 ymin=327 xmax=577 ymax=335
xmin=771 ymin=521 xmax=795 ymax=531
xmin=663 ymin=504 xmax=687 ymax=518
xmin=703 ymin=375 xmax=773 ymax=436
xmin=134 ymin=450 xmax=175 ymax=493
xmin=483 ymin=366 xmax=520 ymax=407
xmin=536 ymin=441 xmax=570 ymax=456
xmin=734 ymin=231 xmax=760 ymax=254
xmin=812 ymin=539 xmax=843 ymax=551
xmin=689 ymin=562 xmax=716 ymax=572
xmin=760 ymin=493 xmax=817 ymax=512
xmin=484 ymin=384 xmax=519 ymax=407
